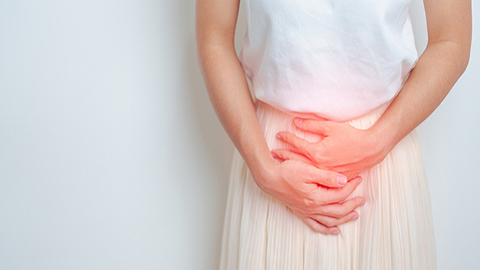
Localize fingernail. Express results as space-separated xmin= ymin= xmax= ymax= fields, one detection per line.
xmin=276 ymin=133 xmax=282 ymax=139
xmin=271 ymin=152 xmax=278 ymax=159
xmin=294 ymin=118 xmax=303 ymax=124
xmin=351 ymin=213 xmax=359 ymax=220
xmin=360 ymin=199 xmax=366 ymax=206
xmin=337 ymin=174 xmax=347 ymax=186
xmin=332 ymin=229 xmax=339 ymax=235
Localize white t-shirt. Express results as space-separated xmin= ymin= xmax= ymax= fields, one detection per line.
xmin=239 ymin=0 xmax=418 ymax=122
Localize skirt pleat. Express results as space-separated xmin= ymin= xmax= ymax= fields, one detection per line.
xmin=219 ymin=100 xmax=437 ymax=270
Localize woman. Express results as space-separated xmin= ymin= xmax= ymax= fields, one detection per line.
xmin=196 ymin=0 xmax=471 ymax=269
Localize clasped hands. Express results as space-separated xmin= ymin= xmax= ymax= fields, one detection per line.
xmin=263 ymin=116 xmax=390 ymax=235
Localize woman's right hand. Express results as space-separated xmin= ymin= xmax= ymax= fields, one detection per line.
xmin=256 ymin=157 xmax=365 ymax=235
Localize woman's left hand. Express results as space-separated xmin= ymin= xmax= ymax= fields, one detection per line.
xmin=272 ymin=117 xmax=392 ymax=181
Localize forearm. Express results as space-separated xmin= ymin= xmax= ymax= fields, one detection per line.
xmin=197 ymin=43 xmax=274 ymax=189
xmin=369 ymin=40 xmax=470 ymax=153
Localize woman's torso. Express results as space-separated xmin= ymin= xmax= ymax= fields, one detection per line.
xmin=239 ymin=0 xmax=418 ymax=122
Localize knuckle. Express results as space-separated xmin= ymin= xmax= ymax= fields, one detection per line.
xmin=305 ymin=168 xmax=316 ymax=182
xmin=312 ymin=195 xmax=325 ymax=206
xmin=306 ymin=170 xmax=322 ymax=187
xmin=311 ymin=149 xmax=324 ymax=162
xmin=302 ymin=206 xmax=312 ymax=215
xmin=290 ymin=136 xmax=300 ymax=147
xmin=332 ymin=213 xmax=343 ymax=219
xmin=300 ymin=119 xmax=311 ymax=130
xmin=303 ymin=119 xmax=311 ymax=128
xmin=334 ymin=207 xmax=348 ymax=218
xmin=327 ymin=209 xmax=342 ymax=219
xmin=335 ymin=190 xmax=349 ymax=204
xmin=321 ymin=193 xmax=334 ymax=204
xmin=274 ymin=150 xmax=283 ymax=158
xmin=315 ymin=205 xmax=326 ymax=216
xmin=323 ymin=219 xmax=335 ymax=227
xmin=302 ymin=197 xmax=315 ymax=212
xmin=281 ymin=133 xmax=291 ymax=142
xmin=340 ymin=193 xmax=350 ymax=202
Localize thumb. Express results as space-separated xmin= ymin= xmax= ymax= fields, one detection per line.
xmin=293 ymin=117 xmax=332 ymax=136
xmin=271 ymin=149 xmax=313 ymax=165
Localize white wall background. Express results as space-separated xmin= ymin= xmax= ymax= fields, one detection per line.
xmin=0 ymin=0 xmax=478 ymax=269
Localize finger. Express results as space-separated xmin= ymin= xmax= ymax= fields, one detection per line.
xmin=293 ymin=117 xmax=335 ymax=136
xmin=276 ymin=132 xmax=318 ymax=160
xmin=303 ymin=164 xmax=349 ymax=188
xmin=271 ymin=151 xmax=284 ymax=162
xmin=271 ymin=149 xmax=313 ymax=164
xmin=315 ymin=196 xmax=366 ymax=219
xmin=319 ymin=176 xmax=363 ymax=204
xmin=301 ymin=216 xmax=340 ymax=235
xmin=312 ymin=210 xmax=359 ymax=227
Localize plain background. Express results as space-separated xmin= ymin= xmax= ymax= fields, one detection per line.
xmin=0 ymin=0 xmax=478 ymax=269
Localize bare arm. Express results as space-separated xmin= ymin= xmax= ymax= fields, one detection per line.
xmin=196 ymin=0 xmax=366 ymax=234
xmin=195 ymin=0 xmax=273 ymax=189
xmin=269 ymin=0 xmax=472 ymax=180
xmin=370 ymin=0 xmax=472 ymax=151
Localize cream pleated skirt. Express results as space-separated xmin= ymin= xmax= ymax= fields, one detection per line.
xmin=219 ymin=99 xmax=437 ymax=270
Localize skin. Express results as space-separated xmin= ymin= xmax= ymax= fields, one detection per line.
xmin=195 ymin=0 xmax=471 ymax=235
xmin=196 ymin=0 xmax=363 ymax=235
xmin=272 ymin=0 xmax=472 ymax=183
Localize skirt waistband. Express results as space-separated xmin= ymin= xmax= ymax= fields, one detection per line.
xmin=254 ymin=99 xmax=392 ymax=130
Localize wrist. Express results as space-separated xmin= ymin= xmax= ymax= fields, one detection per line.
xmin=366 ymin=122 xmax=398 ymax=160
xmin=246 ymin=152 xmax=277 ymax=193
